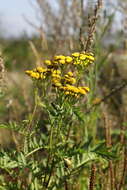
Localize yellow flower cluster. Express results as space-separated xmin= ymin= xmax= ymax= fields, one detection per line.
xmin=51 ymin=71 xmax=76 ymax=87
xmin=25 ymin=67 xmax=49 ymax=79
xmin=43 ymin=52 xmax=94 ymax=68
xmin=51 ymin=70 xmax=62 ymax=87
xmin=26 ymin=67 xmax=89 ymax=97
xmin=61 ymin=85 xmax=90 ymax=97
xmin=51 ymin=71 xmax=89 ymax=97
xmin=62 ymin=72 xmax=76 ymax=85
xmin=72 ymin=52 xmax=94 ymax=66
xmin=25 ymin=51 xmax=94 ymax=98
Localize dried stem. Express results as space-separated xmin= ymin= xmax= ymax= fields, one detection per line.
xmin=118 ymin=147 xmax=127 ymax=190
xmin=64 ymin=180 xmax=68 ymax=190
xmin=89 ymin=163 xmax=96 ymax=190
xmin=103 ymin=109 xmax=112 ymax=147
xmin=85 ymin=0 xmax=102 ymax=52
xmin=103 ymin=106 xmax=115 ymax=190
xmin=29 ymin=41 xmax=41 ymax=66
xmin=0 ymin=52 xmax=6 ymax=93
xmin=79 ymin=0 xmax=85 ymax=50
xmin=120 ymin=106 xmax=127 ymax=145
xmin=86 ymin=81 xmax=127 ymax=114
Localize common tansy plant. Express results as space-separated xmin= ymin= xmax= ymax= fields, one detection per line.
xmin=25 ymin=51 xmax=94 ymax=98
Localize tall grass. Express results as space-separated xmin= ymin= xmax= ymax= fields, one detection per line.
xmin=0 ymin=0 xmax=127 ymax=189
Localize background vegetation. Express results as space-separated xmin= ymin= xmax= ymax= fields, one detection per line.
xmin=0 ymin=0 xmax=127 ymax=189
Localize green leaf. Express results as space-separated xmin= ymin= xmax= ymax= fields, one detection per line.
xmin=73 ymin=107 xmax=85 ymax=122
xmin=81 ymin=136 xmax=93 ymax=150
xmin=92 ymin=141 xmax=106 ymax=152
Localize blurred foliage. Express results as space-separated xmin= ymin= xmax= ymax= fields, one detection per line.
xmin=0 ymin=0 xmax=127 ymax=189
xmin=1 ymin=36 xmax=35 ymax=71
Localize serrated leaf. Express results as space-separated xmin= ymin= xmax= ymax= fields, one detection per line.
xmin=73 ymin=107 xmax=85 ymax=122
xmin=92 ymin=141 xmax=106 ymax=152
xmin=19 ymin=152 xmax=26 ymax=165
xmin=81 ymin=136 xmax=93 ymax=150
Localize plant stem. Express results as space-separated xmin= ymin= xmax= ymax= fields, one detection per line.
xmin=118 ymin=147 xmax=127 ymax=190
xmin=103 ymin=106 xmax=115 ymax=190
xmin=43 ymin=121 xmax=54 ymax=187
xmin=45 ymin=157 xmax=55 ymax=189
xmin=89 ymin=163 xmax=96 ymax=190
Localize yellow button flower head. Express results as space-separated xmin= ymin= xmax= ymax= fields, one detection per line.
xmin=63 ymin=73 xmax=76 ymax=85
xmin=73 ymin=60 xmax=80 ymax=65
xmin=82 ymin=87 xmax=90 ymax=92
xmin=54 ymin=55 xmax=65 ymax=60
xmin=35 ymin=73 xmax=40 ymax=79
xmin=65 ymin=91 xmax=70 ymax=95
xmin=52 ymin=73 xmax=61 ymax=79
xmin=30 ymin=72 xmax=40 ymax=79
xmin=51 ymin=70 xmax=61 ymax=84
xmin=78 ymin=87 xmax=87 ymax=95
xmin=65 ymin=85 xmax=78 ymax=93
xmin=59 ymin=55 xmax=66 ymax=60
xmin=69 ymin=78 xmax=76 ymax=84
xmin=72 ymin=52 xmax=80 ymax=57
xmin=36 ymin=67 xmax=46 ymax=73
xmin=79 ymin=54 xmax=87 ymax=60
xmin=53 ymin=83 xmax=62 ymax=87
xmin=54 ymin=55 xmax=59 ymax=60
xmin=25 ymin=70 xmax=32 ymax=75
xmin=44 ymin=60 xmax=52 ymax=66
xmin=52 ymin=75 xmax=62 ymax=87
xmin=64 ymin=78 xmax=76 ymax=85
xmin=73 ymin=87 xmax=80 ymax=94
xmin=52 ymin=70 xmax=61 ymax=75
xmin=52 ymin=77 xmax=60 ymax=82
xmin=51 ymin=60 xmax=59 ymax=68
xmin=59 ymin=59 xmax=66 ymax=64
xmin=67 ymin=72 xmax=73 ymax=77
xmin=52 ymin=80 xmax=62 ymax=87
xmin=64 ymin=74 xmax=69 ymax=78
xmin=86 ymin=55 xmax=95 ymax=61
xmin=40 ymin=73 xmax=45 ymax=79
xmin=66 ymin=56 xmax=73 ymax=63
xmin=60 ymin=84 xmax=90 ymax=98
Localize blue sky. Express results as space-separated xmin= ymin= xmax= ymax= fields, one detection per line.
xmin=0 ymin=0 xmax=39 ymax=37
xmin=0 ymin=0 xmax=122 ymax=38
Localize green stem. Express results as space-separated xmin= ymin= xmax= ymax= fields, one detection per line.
xmin=27 ymin=88 xmax=38 ymax=131
xmin=45 ymin=157 xmax=55 ymax=188
xmin=43 ymin=117 xmax=55 ymax=187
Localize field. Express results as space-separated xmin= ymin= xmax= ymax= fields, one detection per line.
xmin=0 ymin=0 xmax=127 ymax=189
